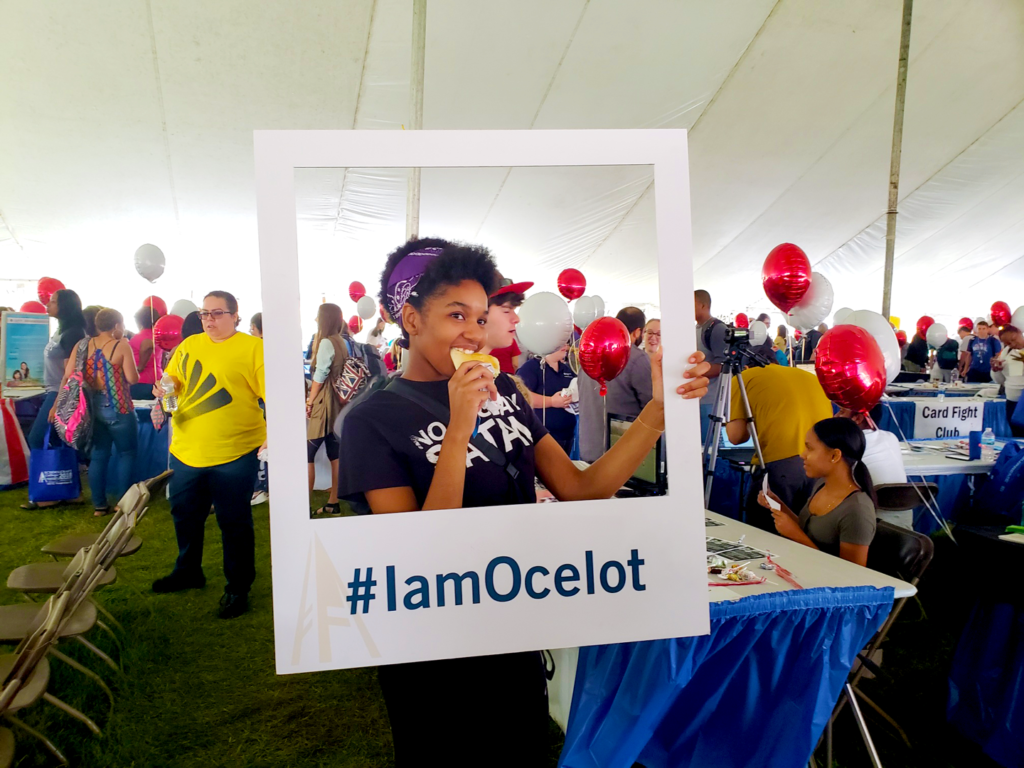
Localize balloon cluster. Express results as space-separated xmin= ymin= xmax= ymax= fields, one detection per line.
xmin=817 ymin=309 xmax=902 ymax=412
xmin=762 ymin=244 xmax=833 ymax=332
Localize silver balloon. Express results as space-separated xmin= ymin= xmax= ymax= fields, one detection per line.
xmin=749 ymin=320 xmax=768 ymax=347
xmin=356 ymin=295 xmax=377 ymax=320
xmin=170 ymin=299 xmax=198 ymax=318
xmin=833 ymin=306 xmax=854 ymax=326
xmin=786 ymin=272 xmax=834 ymax=330
xmin=573 ymin=296 xmax=597 ymax=329
xmin=592 ymin=295 xmax=605 ymax=318
xmin=926 ymin=322 xmax=949 ymax=349
xmin=848 ymin=309 xmax=902 ymax=384
xmin=1011 ymin=306 xmax=1024 ymax=330
xmin=516 ymin=292 xmax=573 ymax=356
xmin=134 ymin=243 xmax=166 ymax=283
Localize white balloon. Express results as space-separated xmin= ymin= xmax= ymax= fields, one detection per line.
xmin=592 ymin=295 xmax=605 ymax=318
xmin=976 ymin=316 xmax=986 ymax=327
xmin=786 ymin=272 xmax=834 ymax=330
xmin=833 ymin=306 xmax=854 ymax=326
xmin=134 ymin=243 xmax=165 ymax=283
xmin=748 ymin=320 xmax=768 ymax=347
xmin=1011 ymin=307 xmax=1024 ymax=330
xmin=926 ymin=322 xmax=949 ymax=349
xmin=847 ymin=309 xmax=901 ymax=384
xmin=356 ymin=295 xmax=376 ymax=320
xmin=516 ymin=292 xmax=573 ymax=356
xmin=170 ymin=299 xmax=198 ymax=318
xmin=573 ymin=296 xmax=597 ymax=329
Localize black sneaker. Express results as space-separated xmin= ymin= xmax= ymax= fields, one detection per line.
xmin=152 ymin=571 xmax=206 ymax=593
xmin=217 ymin=592 xmax=249 ymax=619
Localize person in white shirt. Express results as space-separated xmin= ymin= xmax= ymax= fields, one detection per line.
xmin=994 ymin=325 xmax=1024 ymax=437
xmin=838 ymin=406 xmax=909 ymax=527
xmin=957 ymin=326 xmax=974 ymax=378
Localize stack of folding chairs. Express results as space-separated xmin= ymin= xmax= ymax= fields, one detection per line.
xmin=0 ymin=470 xmax=171 ymax=766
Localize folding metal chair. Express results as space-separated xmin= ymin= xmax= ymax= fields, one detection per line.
xmin=875 ymin=482 xmax=939 ymax=530
xmin=0 ymin=592 xmax=93 ymax=766
xmin=812 ymin=520 xmax=935 ymax=768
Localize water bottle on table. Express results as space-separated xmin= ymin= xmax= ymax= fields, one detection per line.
xmin=982 ymin=427 xmax=995 ymax=446
xmin=160 ymin=373 xmax=178 ymax=412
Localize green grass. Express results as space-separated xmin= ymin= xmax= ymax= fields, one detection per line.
xmin=0 ymin=479 xmax=1003 ymax=767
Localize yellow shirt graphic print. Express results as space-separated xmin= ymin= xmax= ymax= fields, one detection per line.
xmin=165 ymin=332 xmax=266 ymax=468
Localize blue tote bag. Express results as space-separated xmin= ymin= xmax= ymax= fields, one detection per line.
xmin=28 ymin=428 xmax=81 ymax=503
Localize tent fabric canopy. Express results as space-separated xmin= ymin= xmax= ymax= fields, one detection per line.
xmin=2 ymin=0 xmax=1023 ymax=334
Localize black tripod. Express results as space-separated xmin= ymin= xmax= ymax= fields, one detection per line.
xmin=702 ymin=343 xmax=771 ymax=508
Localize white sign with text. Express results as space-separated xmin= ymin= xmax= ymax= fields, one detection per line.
xmin=913 ymin=400 xmax=984 ymax=439
xmin=253 ymin=129 xmax=710 ymax=673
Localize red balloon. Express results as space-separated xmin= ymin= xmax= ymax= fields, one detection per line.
xmin=762 ymin=244 xmax=811 ymax=312
xmin=349 ymin=281 xmax=366 ymax=303
xmin=578 ymin=317 xmax=631 ymax=396
xmin=992 ymin=301 xmax=1011 ymax=327
xmin=735 ymin=313 xmax=749 ymax=329
xmin=20 ymin=301 xmax=46 ymax=314
xmin=143 ymin=295 xmax=167 ymax=317
xmin=958 ymin=317 xmax=974 ymax=332
xmin=557 ymin=268 xmax=586 ymax=301
xmin=916 ymin=315 xmax=934 ymax=339
xmin=896 ymin=329 xmax=908 ymax=346
xmin=794 ymin=329 xmax=803 ymax=341
xmin=348 ymin=315 xmax=363 ymax=334
xmin=37 ymin=277 xmax=65 ymax=305
xmin=814 ymin=326 xmax=887 ymax=412
xmin=153 ymin=314 xmax=184 ymax=350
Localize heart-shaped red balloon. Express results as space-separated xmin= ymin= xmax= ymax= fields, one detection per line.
xmin=895 ymin=329 xmax=908 ymax=346
xmin=37 ymin=277 xmax=66 ymax=305
xmin=348 ymin=315 xmax=363 ymax=334
xmin=557 ymin=268 xmax=586 ymax=301
xmin=349 ymin=281 xmax=366 ymax=303
xmin=916 ymin=316 xmax=934 ymax=339
xmin=814 ymin=325 xmax=887 ymax=413
xmin=735 ymin=313 xmax=749 ymax=329
xmin=762 ymin=244 xmax=811 ymax=312
xmin=578 ymin=317 xmax=631 ymax=396
xmin=991 ymin=301 xmax=1011 ymax=327
xmin=20 ymin=301 xmax=46 ymax=314
xmin=153 ymin=314 xmax=184 ymax=350
xmin=958 ymin=317 xmax=973 ymax=332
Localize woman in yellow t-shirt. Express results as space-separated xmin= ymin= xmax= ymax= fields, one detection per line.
xmin=151 ymin=290 xmax=266 ymax=620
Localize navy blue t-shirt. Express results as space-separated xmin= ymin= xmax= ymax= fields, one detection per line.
xmin=969 ymin=336 xmax=1001 ymax=373
xmin=516 ymin=357 xmax=576 ymax=448
xmin=337 ymin=374 xmax=548 ymax=509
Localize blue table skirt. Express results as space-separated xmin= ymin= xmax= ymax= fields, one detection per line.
xmin=949 ymin=601 xmax=1024 ymax=768
xmin=107 ymin=407 xmax=170 ymax=488
xmin=877 ymin=399 xmax=1009 ymax=439
xmin=559 ymin=587 xmax=894 ymax=768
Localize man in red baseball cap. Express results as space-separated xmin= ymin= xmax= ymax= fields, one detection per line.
xmin=485 ymin=276 xmax=533 ymax=374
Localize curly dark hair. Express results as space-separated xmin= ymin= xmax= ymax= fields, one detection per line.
xmin=378 ymin=238 xmax=500 ymax=345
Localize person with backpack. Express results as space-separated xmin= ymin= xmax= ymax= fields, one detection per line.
xmin=932 ymin=337 xmax=961 ymax=382
xmin=336 ymin=237 xmax=710 ymax=765
xmin=150 ymin=290 xmax=265 ymax=620
xmin=52 ymin=309 xmax=140 ymax=516
xmin=305 ymin=303 xmax=348 ymax=516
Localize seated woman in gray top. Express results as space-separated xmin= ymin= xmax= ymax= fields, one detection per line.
xmin=758 ymin=417 xmax=877 ymax=566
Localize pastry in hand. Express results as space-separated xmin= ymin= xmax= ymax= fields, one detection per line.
xmin=450 ymin=348 xmax=500 ymax=376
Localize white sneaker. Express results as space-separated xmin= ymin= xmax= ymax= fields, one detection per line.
xmin=251 ymin=491 xmax=269 ymax=506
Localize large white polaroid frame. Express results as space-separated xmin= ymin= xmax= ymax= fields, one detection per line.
xmin=254 ymin=130 xmax=709 ymax=674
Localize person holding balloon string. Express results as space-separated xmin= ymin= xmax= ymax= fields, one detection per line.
xmin=336 ymin=238 xmax=711 ymax=765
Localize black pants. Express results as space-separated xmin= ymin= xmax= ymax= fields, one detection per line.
xmin=745 ymin=455 xmax=815 ymax=533
xmin=966 ymin=370 xmax=992 ymax=383
xmin=169 ymin=450 xmax=259 ymax=595
xmin=377 ymin=651 xmax=549 ymax=766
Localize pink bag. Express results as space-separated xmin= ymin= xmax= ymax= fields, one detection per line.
xmin=52 ymin=339 xmax=94 ymax=450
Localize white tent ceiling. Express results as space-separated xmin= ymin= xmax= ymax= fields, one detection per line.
xmin=2 ymin=0 xmax=1023 ymax=337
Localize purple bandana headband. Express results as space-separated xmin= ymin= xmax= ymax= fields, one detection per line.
xmin=385 ymin=247 xmax=444 ymax=335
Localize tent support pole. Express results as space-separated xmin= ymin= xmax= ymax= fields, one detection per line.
xmin=406 ymin=0 xmax=427 ymax=241
xmin=881 ymin=0 xmax=913 ymax=320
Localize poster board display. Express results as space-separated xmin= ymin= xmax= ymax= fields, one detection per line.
xmin=1 ymin=312 xmax=50 ymax=397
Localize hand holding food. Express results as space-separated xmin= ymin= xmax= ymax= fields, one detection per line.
xmin=448 ymin=349 xmax=499 ymax=440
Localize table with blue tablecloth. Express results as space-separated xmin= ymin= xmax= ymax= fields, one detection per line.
xmin=549 ymin=512 xmax=912 ymax=768
xmin=108 ymin=402 xmax=170 ymax=487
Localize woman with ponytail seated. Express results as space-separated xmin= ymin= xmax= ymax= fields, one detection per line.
xmin=758 ymin=417 xmax=877 ymax=566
